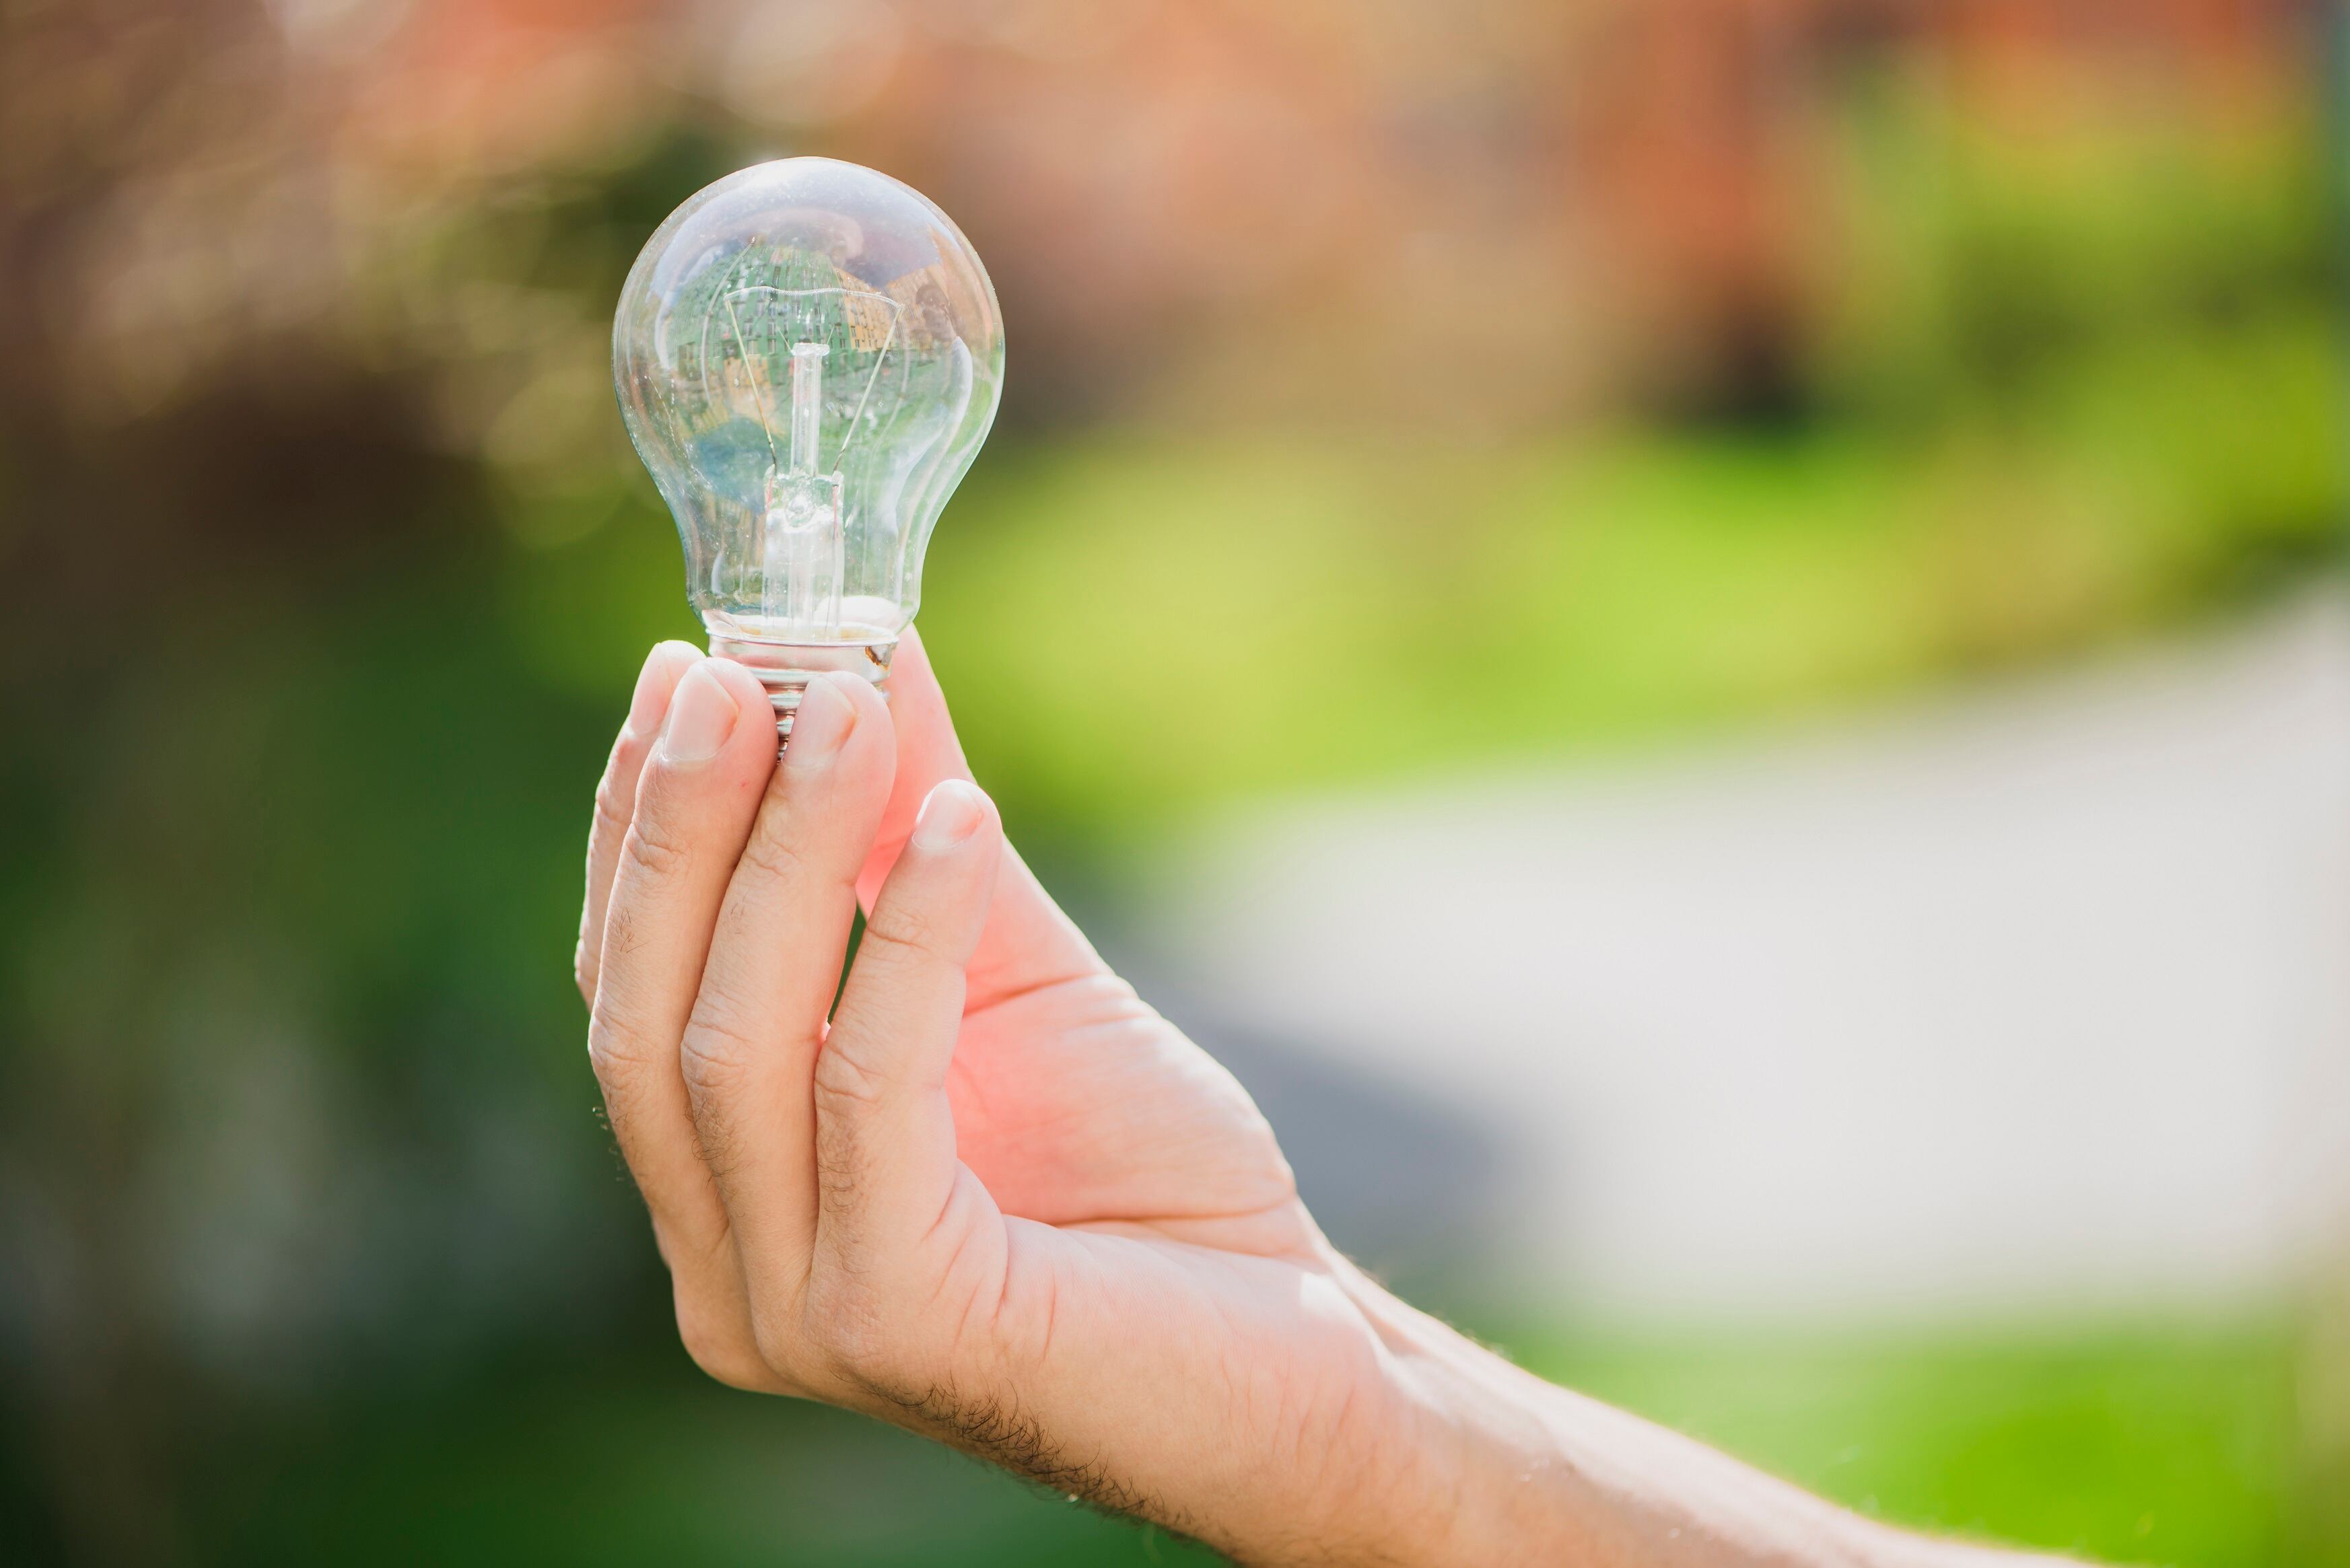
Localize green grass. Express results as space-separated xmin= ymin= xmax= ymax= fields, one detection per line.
xmin=1499 ymin=1316 xmax=2308 ymax=1568
xmin=905 ymin=419 xmax=2337 ymax=845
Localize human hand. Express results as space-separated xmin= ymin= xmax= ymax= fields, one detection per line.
xmin=572 ymin=633 xmax=2079 ymax=1568
xmin=572 ymin=632 xmax=1445 ymax=1560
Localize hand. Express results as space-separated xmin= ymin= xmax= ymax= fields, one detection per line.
xmin=572 ymin=632 xmax=1438 ymax=1559
xmin=572 ymin=633 xmax=2081 ymax=1568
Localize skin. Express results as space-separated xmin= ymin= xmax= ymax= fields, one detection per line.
xmin=574 ymin=631 xmax=2089 ymax=1567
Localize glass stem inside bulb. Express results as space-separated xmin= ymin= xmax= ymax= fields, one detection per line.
xmin=761 ymin=340 xmax=844 ymax=638
xmin=788 ymin=341 xmax=825 ymax=476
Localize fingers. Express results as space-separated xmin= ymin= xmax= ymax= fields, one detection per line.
xmin=679 ymin=672 xmax=894 ymax=1304
xmin=588 ymin=655 xmax=777 ymax=1272
xmin=577 ymin=641 xmax=701 ymax=1007
xmin=816 ymin=780 xmax=1004 ymax=1265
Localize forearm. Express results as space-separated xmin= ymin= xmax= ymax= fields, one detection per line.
xmin=1321 ymin=1262 xmax=2084 ymax=1568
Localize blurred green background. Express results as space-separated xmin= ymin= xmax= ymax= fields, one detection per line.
xmin=0 ymin=0 xmax=2343 ymax=1563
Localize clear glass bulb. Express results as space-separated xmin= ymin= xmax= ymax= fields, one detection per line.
xmin=613 ymin=158 xmax=1004 ymax=736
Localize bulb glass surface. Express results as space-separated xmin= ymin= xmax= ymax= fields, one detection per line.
xmin=614 ymin=159 xmax=1003 ymax=657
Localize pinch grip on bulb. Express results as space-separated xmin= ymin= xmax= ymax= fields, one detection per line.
xmin=707 ymin=631 xmax=896 ymax=746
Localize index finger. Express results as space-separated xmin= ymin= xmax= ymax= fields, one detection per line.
xmin=578 ymin=641 xmax=703 ymax=1007
xmin=589 ymin=656 xmax=777 ymax=1260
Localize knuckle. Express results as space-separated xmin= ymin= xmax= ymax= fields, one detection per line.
xmin=590 ymin=773 xmax=631 ymax=840
xmin=735 ymin=819 xmax=812 ymax=886
xmin=572 ymin=939 xmax=597 ymax=1006
xmin=677 ymin=1004 xmax=771 ymax=1180
xmin=859 ymin=904 xmax=951 ymax=966
xmin=812 ymin=1040 xmax=889 ymax=1112
xmin=584 ymin=1006 xmax=660 ymax=1097
xmin=810 ymin=1118 xmax=864 ymax=1230
xmin=584 ymin=1018 xmax=628 ymax=1085
xmin=620 ymin=814 xmax=691 ymax=880
xmin=677 ymin=1007 xmax=761 ymax=1101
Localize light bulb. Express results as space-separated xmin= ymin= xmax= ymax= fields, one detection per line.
xmin=613 ymin=158 xmax=1004 ymax=737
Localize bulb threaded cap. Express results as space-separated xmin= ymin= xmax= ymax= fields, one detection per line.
xmin=707 ymin=631 xmax=897 ymax=748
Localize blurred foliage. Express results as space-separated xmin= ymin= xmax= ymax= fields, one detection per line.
xmin=1511 ymin=1316 xmax=2306 ymax=1568
xmin=175 ymin=1357 xmax=1226 ymax=1566
xmin=499 ymin=73 xmax=2347 ymax=851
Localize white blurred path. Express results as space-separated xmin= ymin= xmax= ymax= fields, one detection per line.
xmin=1154 ymin=592 xmax=2350 ymax=1321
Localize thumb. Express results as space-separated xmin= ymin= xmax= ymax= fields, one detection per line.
xmin=858 ymin=625 xmax=974 ymax=910
xmin=864 ymin=627 xmax=1106 ymax=1007
xmin=813 ymin=779 xmax=1002 ymax=1267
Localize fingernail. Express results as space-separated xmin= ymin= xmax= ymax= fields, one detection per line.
xmin=629 ymin=643 xmax=699 ymax=735
xmin=911 ymin=779 xmax=987 ymax=851
xmin=785 ymin=673 xmax=858 ymax=769
xmin=662 ymin=662 xmax=738 ymax=765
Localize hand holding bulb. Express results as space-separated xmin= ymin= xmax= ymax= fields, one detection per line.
xmin=583 ymin=164 xmax=2082 ymax=1568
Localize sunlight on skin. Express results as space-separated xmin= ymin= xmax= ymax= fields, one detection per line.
xmin=572 ymin=630 xmax=2093 ymax=1567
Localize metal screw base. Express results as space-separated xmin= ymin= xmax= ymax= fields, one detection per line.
xmin=706 ymin=631 xmax=897 ymax=749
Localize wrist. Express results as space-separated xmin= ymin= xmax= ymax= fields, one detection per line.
xmin=1263 ymin=1258 xmax=1585 ymax=1567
